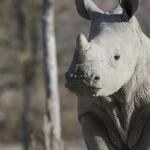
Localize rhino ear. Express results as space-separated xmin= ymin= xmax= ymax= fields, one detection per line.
xmin=120 ymin=0 xmax=139 ymax=20
xmin=75 ymin=0 xmax=104 ymax=20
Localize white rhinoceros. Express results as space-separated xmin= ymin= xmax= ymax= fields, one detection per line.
xmin=65 ymin=0 xmax=150 ymax=149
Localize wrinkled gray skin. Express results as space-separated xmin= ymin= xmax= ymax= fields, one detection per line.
xmin=65 ymin=0 xmax=150 ymax=149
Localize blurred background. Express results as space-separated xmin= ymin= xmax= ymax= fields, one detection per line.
xmin=0 ymin=0 xmax=149 ymax=149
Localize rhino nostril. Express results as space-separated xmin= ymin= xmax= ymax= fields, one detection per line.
xmin=94 ymin=76 xmax=100 ymax=81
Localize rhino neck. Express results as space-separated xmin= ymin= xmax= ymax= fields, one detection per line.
xmin=119 ymin=66 xmax=149 ymax=101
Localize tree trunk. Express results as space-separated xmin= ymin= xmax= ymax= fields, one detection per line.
xmin=42 ymin=0 xmax=63 ymax=150
xmin=15 ymin=0 xmax=37 ymax=149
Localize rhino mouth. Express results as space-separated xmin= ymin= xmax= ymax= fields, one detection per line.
xmin=66 ymin=86 xmax=101 ymax=97
xmin=65 ymin=79 xmax=102 ymax=97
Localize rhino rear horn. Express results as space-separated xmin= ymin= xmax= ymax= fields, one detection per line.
xmin=75 ymin=0 xmax=104 ymax=20
xmin=120 ymin=0 xmax=139 ymax=20
xmin=110 ymin=4 xmax=123 ymax=15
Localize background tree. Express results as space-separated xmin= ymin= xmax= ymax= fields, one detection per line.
xmin=15 ymin=0 xmax=39 ymax=149
xmin=42 ymin=0 xmax=63 ymax=150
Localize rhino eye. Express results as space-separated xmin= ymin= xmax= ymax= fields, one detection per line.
xmin=114 ymin=55 xmax=120 ymax=61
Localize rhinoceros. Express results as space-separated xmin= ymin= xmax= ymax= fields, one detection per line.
xmin=65 ymin=0 xmax=150 ymax=149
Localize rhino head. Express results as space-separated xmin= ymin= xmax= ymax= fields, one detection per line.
xmin=65 ymin=0 xmax=142 ymax=97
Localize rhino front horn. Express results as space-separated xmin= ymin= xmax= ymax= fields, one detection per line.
xmin=76 ymin=33 xmax=90 ymax=51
